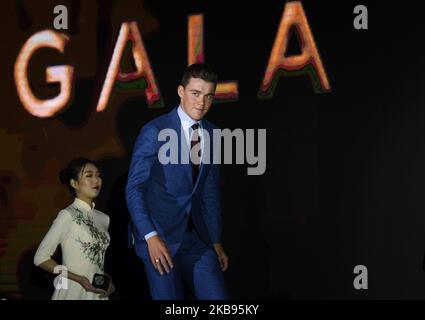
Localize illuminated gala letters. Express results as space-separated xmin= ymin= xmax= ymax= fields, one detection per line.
xmin=14 ymin=30 xmax=74 ymax=118
xmin=188 ymin=14 xmax=239 ymax=102
xmin=14 ymin=2 xmax=330 ymax=118
xmin=97 ymin=22 xmax=163 ymax=112
xmin=258 ymin=1 xmax=331 ymax=99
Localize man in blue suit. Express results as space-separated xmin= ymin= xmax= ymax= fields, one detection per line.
xmin=126 ymin=64 xmax=229 ymax=300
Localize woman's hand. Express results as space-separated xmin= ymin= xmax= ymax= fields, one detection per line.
xmin=76 ymin=275 xmax=107 ymax=295
xmin=99 ymin=277 xmax=115 ymax=299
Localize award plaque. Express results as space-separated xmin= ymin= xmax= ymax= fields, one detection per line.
xmin=92 ymin=273 xmax=110 ymax=291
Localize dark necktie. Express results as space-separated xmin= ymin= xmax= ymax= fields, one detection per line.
xmin=190 ymin=123 xmax=201 ymax=185
xmin=187 ymin=123 xmax=201 ymax=232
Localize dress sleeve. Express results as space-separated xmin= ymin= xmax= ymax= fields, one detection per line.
xmin=33 ymin=210 xmax=72 ymax=266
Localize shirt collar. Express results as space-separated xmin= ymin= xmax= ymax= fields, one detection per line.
xmin=177 ymin=105 xmax=201 ymax=131
xmin=73 ymin=198 xmax=95 ymax=213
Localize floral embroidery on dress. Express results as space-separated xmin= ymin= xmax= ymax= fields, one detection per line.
xmin=72 ymin=207 xmax=110 ymax=269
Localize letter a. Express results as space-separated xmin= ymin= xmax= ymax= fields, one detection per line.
xmin=97 ymin=22 xmax=163 ymax=112
xmin=353 ymin=5 xmax=368 ymax=30
xmin=53 ymin=5 xmax=68 ymax=30
xmin=353 ymin=265 xmax=368 ymax=290
xmin=259 ymin=1 xmax=331 ymax=99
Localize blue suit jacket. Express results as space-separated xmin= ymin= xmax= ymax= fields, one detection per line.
xmin=126 ymin=107 xmax=222 ymax=259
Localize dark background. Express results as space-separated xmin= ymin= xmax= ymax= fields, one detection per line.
xmin=1 ymin=0 xmax=425 ymax=299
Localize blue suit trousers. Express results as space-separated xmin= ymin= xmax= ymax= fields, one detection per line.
xmin=142 ymin=230 xmax=229 ymax=300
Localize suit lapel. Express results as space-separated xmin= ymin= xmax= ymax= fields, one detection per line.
xmin=166 ymin=107 xmax=193 ymax=187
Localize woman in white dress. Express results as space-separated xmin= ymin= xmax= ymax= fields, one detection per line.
xmin=34 ymin=158 xmax=114 ymax=300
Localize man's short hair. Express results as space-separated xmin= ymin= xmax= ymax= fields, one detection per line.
xmin=181 ymin=63 xmax=218 ymax=87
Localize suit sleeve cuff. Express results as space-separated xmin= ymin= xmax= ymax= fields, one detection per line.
xmin=144 ymin=231 xmax=158 ymax=241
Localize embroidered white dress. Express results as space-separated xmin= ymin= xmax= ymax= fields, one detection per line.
xmin=34 ymin=198 xmax=111 ymax=300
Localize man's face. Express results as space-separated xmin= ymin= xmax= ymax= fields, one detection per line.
xmin=178 ymin=77 xmax=216 ymax=121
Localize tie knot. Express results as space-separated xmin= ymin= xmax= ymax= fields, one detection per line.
xmin=191 ymin=123 xmax=199 ymax=130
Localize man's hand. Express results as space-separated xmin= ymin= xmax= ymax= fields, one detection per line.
xmin=213 ymin=243 xmax=229 ymax=272
xmin=147 ymin=235 xmax=174 ymax=275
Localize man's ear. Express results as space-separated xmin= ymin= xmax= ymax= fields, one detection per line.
xmin=177 ymin=85 xmax=184 ymax=99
